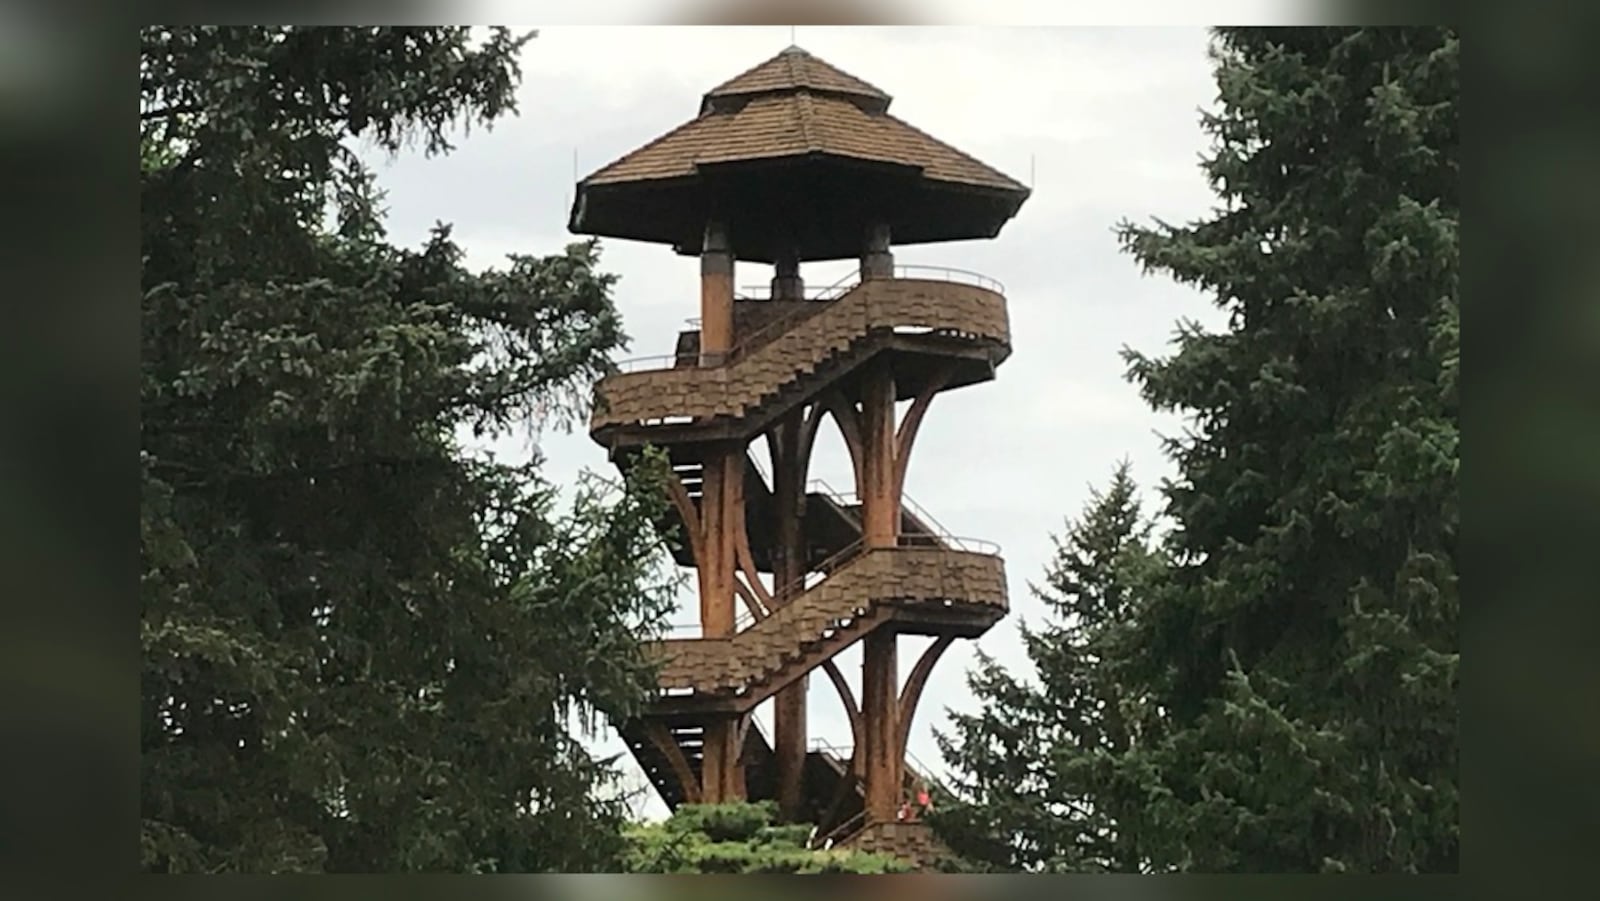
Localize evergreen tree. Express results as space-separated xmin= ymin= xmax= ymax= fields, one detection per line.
xmin=934 ymin=26 xmax=1457 ymax=874
xmin=140 ymin=27 xmax=679 ymax=872
xmin=1115 ymin=26 xmax=1459 ymax=871
xmin=932 ymin=464 xmax=1167 ymax=872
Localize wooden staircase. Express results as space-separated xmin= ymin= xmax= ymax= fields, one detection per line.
xmin=620 ymin=716 xmax=933 ymax=850
xmin=616 ymin=718 xmax=779 ymax=810
xmin=598 ymin=279 xmax=1010 ymax=866
xmin=646 ymin=546 xmax=1005 ymax=716
xmin=651 ymin=452 xmax=952 ymax=573
xmin=592 ymin=279 xmax=1009 ymax=450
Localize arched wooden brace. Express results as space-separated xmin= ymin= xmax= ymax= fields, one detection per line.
xmin=821 ymin=391 xmax=867 ymax=492
xmin=734 ymin=544 xmax=774 ymax=612
xmin=665 ymin=473 xmax=706 ymax=568
xmin=821 ymin=659 xmax=864 ymax=752
xmin=764 ymin=402 xmax=826 ymax=530
xmin=892 ymin=362 xmax=957 ymax=507
xmin=734 ymin=711 xmax=755 ymax=753
xmin=730 ymin=465 xmax=776 ymax=614
xmin=644 ymin=721 xmax=702 ymax=805
xmin=764 ymin=403 xmax=827 ymax=593
xmin=732 ymin=577 xmax=766 ymax=623
xmin=797 ymin=402 xmax=827 ymax=490
xmin=895 ymin=635 xmax=955 ymax=766
xmin=765 ymin=417 xmax=800 ymax=502
xmin=765 ymin=406 xmax=828 ymax=823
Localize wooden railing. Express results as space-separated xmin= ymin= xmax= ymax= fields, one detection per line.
xmin=604 ymin=264 xmax=1004 ymax=375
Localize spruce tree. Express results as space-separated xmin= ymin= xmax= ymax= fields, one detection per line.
xmin=1115 ymin=26 xmax=1459 ymax=871
xmin=934 ymin=26 xmax=1458 ymax=874
xmin=932 ymin=464 xmax=1166 ymax=872
xmin=140 ymin=27 xmax=679 ymax=872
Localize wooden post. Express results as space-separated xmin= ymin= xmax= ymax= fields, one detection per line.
xmin=860 ymin=628 xmax=901 ymax=823
xmin=860 ymin=222 xmax=893 ymax=279
xmin=859 ymin=361 xmax=899 ymax=549
xmin=771 ymin=246 xmax=803 ymax=301
xmin=696 ymin=444 xmax=745 ymax=803
xmin=694 ymin=222 xmax=743 ymax=801
xmin=697 ymin=445 xmax=740 ymax=638
xmin=769 ymin=414 xmax=809 ymax=822
xmin=700 ymin=717 xmax=744 ymax=803
xmin=700 ymin=221 xmax=734 ymax=362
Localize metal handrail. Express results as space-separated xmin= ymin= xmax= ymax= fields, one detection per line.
xmin=813 ymin=809 xmax=866 ymax=849
xmin=605 ymin=354 xmax=685 ymax=374
xmin=770 ymin=537 xmax=865 ymax=602
xmin=713 ymin=269 xmax=862 ymax=366
xmin=804 ymin=476 xmax=855 ymax=505
xmin=898 ymin=532 xmax=1002 ymax=555
xmin=805 ymin=478 xmax=1002 ymax=556
xmin=806 ymin=737 xmax=941 ymax=785
xmin=605 ymin=264 xmax=1001 ymax=375
xmin=662 ymin=602 xmax=758 ymax=638
xmin=892 ymin=264 xmax=1005 ymax=294
xmin=899 ymin=492 xmax=955 ymax=544
xmin=736 ymin=283 xmax=850 ymax=300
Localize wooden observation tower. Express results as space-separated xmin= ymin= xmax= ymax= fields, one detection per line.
xmin=570 ymin=46 xmax=1029 ymax=862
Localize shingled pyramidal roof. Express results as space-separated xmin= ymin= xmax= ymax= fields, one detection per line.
xmin=701 ymin=43 xmax=892 ymax=109
xmin=570 ymin=45 xmax=1030 ymax=262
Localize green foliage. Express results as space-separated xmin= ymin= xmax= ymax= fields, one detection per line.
xmin=1114 ymin=26 xmax=1458 ymax=873
xmin=140 ymin=27 xmax=681 ymax=873
xmin=939 ymin=27 xmax=1458 ymax=873
xmin=933 ymin=464 xmax=1168 ymax=872
xmin=620 ymin=802 xmax=912 ymax=874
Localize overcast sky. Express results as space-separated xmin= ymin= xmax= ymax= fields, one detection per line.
xmin=367 ymin=25 xmax=1228 ymax=818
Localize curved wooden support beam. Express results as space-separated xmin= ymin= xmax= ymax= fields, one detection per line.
xmin=644 ymin=721 xmax=702 ymax=804
xmin=734 ymin=541 xmax=774 ymax=611
xmin=732 ymin=576 xmax=767 ymax=622
xmin=665 ymin=473 xmax=706 ymax=567
xmin=822 ymin=392 xmax=867 ymax=491
xmin=893 ymin=362 xmax=956 ymax=504
xmin=896 ymin=635 xmax=955 ymax=763
xmin=734 ymin=712 xmax=754 ymax=755
xmin=765 ymin=427 xmax=788 ymax=490
xmin=732 ymin=544 xmax=771 ymax=614
xmin=797 ymin=402 xmax=826 ymax=492
xmin=729 ymin=467 xmax=774 ymax=613
xmin=821 ymin=659 xmax=864 ymax=753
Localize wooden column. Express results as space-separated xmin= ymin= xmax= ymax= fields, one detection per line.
xmin=697 ymin=444 xmax=740 ymax=638
xmin=700 ymin=221 xmax=734 ymax=362
xmin=769 ymin=414 xmax=809 ymax=821
xmin=859 ymin=361 xmax=899 ymax=549
xmin=696 ymin=441 xmax=744 ymax=803
xmin=690 ymin=221 xmax=741 ymax=806
xmin=860 ymin=627 xmax=901 ymax=823
xmin=771 ymin=246 xmax=803 ymax=301
xmin=860 ymin=222 xmax=893 ymax=280
xmin=700 ymin=717 xmax=744 ymax=804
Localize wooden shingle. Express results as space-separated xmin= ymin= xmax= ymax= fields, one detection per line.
xmin=581 ymin=49 xmax=1023 ymax=194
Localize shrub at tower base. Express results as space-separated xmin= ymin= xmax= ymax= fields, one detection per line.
xmin=620 ymin=803 xmax=912 ymax=874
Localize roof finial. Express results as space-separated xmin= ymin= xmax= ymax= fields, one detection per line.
xmin=790 ymin=25 xmax=797 ymax=46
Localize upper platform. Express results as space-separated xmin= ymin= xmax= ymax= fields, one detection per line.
xmin=567 ymin=46 xmax=1030 ymax=263
xmin=587 ymin=270 xmax=1010 ymax=450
